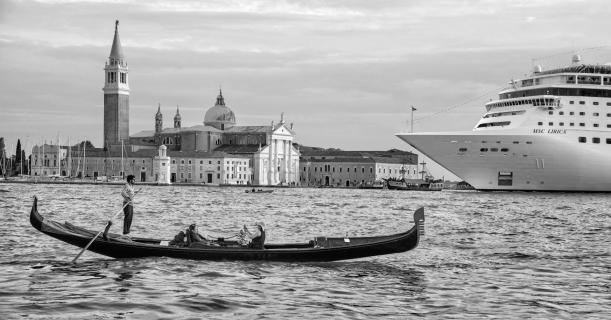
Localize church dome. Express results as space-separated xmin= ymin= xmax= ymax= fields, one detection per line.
xmin=204 ymin=90 xmax=236 ymax=130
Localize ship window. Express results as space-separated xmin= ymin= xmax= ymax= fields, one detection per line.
xmin=594 ymin=123 xmax=599 ymax=127
xmin=607 ymin=102 xmax=611 ymax=106
xmin=607 ymin=113 xmax=611 ymax=117
xmin=548 ymin=122 xmax=553 ymax=126
xmin=579 ymin=112 xmax=585 ymax=116
xmin=498 ymin=172 xmax=513 ymax=186
xmin=579 ymin=101 xmax=585 ymax=105
xmin=513 ymin=141 xmax=519 ymax=144
xmin=559 ymin=111 xmax=564 ymax=115
xmin=559 ymin=122 xmax=564 ymax=126
xmin=570 ymin=112 xmax=574 ymax=115
xmin=548 ymin=111 xmax=553 ymax=115
xmin=480 ymin=148 xmax=488 ymax=152
xmin=579 ymin=123 xmax=585 ymax=127
xmin=578 ymin=137 xmax=586 ymax=143
xmin=608 ymin=124 xmax=611 ymax=128
xmin=490 ymin=148 xmax=499 ymax=152
xmin=570 ymin=122 xmax=575 ymax=126
xmin=607 ymin=138 xmax=611 ymax=144
xmin=538 ymin=122 xmax=543 ymax=126
xmin=593 ymin=137 xmax=600 ymax=144
xmin=501 ymin=148 xmax=509 ymax=152
xmin=594 ymin=101 xmax=599 ymax=105
xmin=526 ymin=141 xmax=533 ymax=144
xmin=459 ymin=148 xmax=467 ymax=152
xmin=569 ymin=101 xmax=574 ymax=104
xmin=593 ymin=112 xmax=599 ymax=116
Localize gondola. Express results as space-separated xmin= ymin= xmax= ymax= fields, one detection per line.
xmin=29 ymin=197 xmax=424 ymax=262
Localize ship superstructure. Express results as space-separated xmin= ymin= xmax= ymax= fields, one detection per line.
xmin=396 ymin=56 xmax=611 ymax=191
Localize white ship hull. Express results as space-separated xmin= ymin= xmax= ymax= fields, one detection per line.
xmin=397 ymin=130 xmax=611 ymax=192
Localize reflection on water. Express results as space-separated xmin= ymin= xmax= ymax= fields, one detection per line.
xmin=0 ymin=183 xmax=609 ymax=319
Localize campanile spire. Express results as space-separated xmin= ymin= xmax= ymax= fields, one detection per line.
xmin=103 ymin=20 xmax=130 ymax=149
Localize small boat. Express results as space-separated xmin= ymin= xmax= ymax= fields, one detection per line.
xmin=29 ymin=197 xmax=424 ymax=262
xmin=245 ymin=189 xmax=274 ymax=194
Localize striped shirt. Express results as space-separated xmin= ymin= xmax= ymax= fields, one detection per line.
xmin=121 ymin=182 xmax=135 ymax=205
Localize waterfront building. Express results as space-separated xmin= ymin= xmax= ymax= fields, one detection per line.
xmin=299 ymin=149 xmax=418 ymax=187
xmin=29 ymin=20 xmax=300 ymax=186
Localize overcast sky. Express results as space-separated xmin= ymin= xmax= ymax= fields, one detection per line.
xmin=1 ymin=0 xmax=611 ymax=179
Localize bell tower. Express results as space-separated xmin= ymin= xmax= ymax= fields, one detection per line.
xmin=174 ymin=105 xmax=181 ymax=128
xmin=103 ymin=20 xmax=130 ymax=149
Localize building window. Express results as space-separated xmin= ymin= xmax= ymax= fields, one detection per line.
xmin=569 ymin=112 xmax=574 ymax=115
xmin=578 ymin=137 xmax=586 ymax=143
xmin=579 ymin=101 xmax=585 ymax=105
xmin=593 ymin=101 xmax=599 ymax=105
xmin=559 ymin=111 xmax=564 ymax=115
xmin=559 ymin=122 xmax=564 ymax=126
xmin=548 ymin=111 xmax=553 ymax=115
xmin=594 ymin=123 xmax=599 ymax=127
xmin=579 ymin=112 xmax=585 ymax=116
xmin=188 ymin=160 xmax=192 ymax=164
xmin=200 ymin=160 xmax=203 ymax=164
xmin=607 ymin=138 xmax=611 ymax=144
xmin=480 ymin=148 xmax=488 ymax=152
xmin=570 ymin=122 xmax=575 ymax=126
xmin=569 ymin=101 xmax=574 ymax=104
xmin=579 ymin=123 xmax=585 ymax=127
xmin=593 ymin=112 xmax=600 ymax=116
xmin=459 ymin=147 xmax=468 ymax=152
xmin=593 ymin=137 xmax=600 ymax=144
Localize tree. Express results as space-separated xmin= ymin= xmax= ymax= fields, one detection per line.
xmin=22 ymin=150 xmax=27 ymax=174
xmin=0 ymin=137 xmax=5 ymax=176
xmin=15 ymin=139 xmax=21 ymax=165
xmin=73 ymin=140 xmax=95 ymax=150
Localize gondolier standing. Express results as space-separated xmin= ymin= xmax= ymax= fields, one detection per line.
xmin=121 ymin=175 xmax=136 ymax=236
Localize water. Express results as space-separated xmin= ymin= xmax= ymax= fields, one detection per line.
xmin=0 ymin=183 xmax=609 ymax=319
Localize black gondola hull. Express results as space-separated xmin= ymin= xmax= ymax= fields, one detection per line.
xmin=30 ymin=197 xmax=424 ymax=262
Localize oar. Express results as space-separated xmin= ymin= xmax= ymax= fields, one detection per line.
xmin=72 ymin=188 xmax=142 ymax=263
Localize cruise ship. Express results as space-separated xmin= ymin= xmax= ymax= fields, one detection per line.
xmin=396 ymin=55 xmax=611 ymax=192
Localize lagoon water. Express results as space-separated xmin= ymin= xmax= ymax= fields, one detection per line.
xmin=0 ymin=183 xmax=609 ymax=319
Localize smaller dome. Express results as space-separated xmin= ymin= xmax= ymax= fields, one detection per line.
xmin=203 ymin=90 xmax=236 ymax=130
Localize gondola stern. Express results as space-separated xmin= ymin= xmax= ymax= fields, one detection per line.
xmin=413 ymin=207 xmax=425 ymax=240
xmin=30 ymin=196 xmax=44 ymax=231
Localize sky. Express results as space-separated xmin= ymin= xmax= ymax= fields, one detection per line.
xmin=1 ymin=0 xmax=611 ymax=180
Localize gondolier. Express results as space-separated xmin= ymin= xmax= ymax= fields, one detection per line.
xmin=120 ymin=174 xmax=136 ymax=235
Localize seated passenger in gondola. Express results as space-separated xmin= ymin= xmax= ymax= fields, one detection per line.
xmin=185 ymin=224 xmax=208 ymax=245
xmin=237 ymin=222 xmax=266 ymax=249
